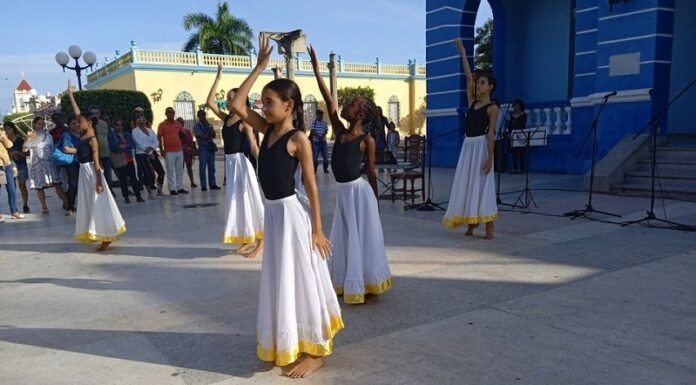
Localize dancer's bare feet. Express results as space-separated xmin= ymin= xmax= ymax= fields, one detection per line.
xmin=97 ymin=241 xmax=111 ymax=251
xmin=484 ymin=222 xmax=494 ymax=240
xmin=241 ymin=241 xmax=263 ymax=259
xmin=465 ymin=223 xmax=479 ymax=236
xmin=280 ymin=357 xmax=303 ymax=377
xmin=287 ymin=355 xmax=324 ymax=378
xmin=235 ymin=242 xmax=255 ymax=255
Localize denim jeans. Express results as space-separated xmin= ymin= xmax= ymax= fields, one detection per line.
xmin=312 ymin=140 xmax=329 ymax=172
xmin=1 ymin=163 xmax=19 ymax=214
xmin=198 ymin=148 xmax=217 ymax=188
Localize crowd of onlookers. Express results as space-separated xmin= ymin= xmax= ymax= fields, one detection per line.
xmin=1 ymin=103 xmax=403 ymax=223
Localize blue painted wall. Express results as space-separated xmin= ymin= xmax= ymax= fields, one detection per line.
xmin=426 ymin=0 xmax=692 ymax=173
xmin=668 ymin=0 xmax=696 ymax=134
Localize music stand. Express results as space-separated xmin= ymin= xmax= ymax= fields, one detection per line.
xmin=564 ymin=94 xmax=621 ymax=220
xmin=511 ymin=127 xmax=547 ymax=210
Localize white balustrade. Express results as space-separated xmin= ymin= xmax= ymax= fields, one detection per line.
xmin=553 ymin=107 xmax=562 ymax=134
xmin=564 ymin=106 xmax=572 ymax=134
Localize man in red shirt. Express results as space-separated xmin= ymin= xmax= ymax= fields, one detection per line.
xmin=158 ymin=107 xmax=188 ymax=195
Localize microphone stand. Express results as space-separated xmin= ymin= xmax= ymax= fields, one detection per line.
xmin=621 ymin=77 xmax=696 ymax=231
xmin=564 ymin=93 xmax=621 ymax=220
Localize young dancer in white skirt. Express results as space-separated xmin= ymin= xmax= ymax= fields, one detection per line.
xmin=229 ymin=34 xmax=342 ymax=379
xmin=442 ymin=38 xmax=499 ymax=239
xmin=67 ymin=82 xmax=126 ymax=251
xmin=308 ymin=45 xmax=392 ymax=304
xmin=206 ymin=63 xmax=264 ymax=257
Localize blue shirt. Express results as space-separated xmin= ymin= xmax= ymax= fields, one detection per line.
xmin=193 ymin=122 xmax=215 ymax=145
xmin=311 ymin=120 xmax=328 ymax=142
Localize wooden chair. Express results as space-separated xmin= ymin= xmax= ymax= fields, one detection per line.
xmin=390 ymin=135 xmax=424 ymax=204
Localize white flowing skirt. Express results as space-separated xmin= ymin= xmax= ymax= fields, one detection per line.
xmin=222 ymin=153 xmax=264 ymax=244
xmin=74 ymin=162 xmax=126 ymax=242
xmin=328 ymin=177 xmax=392 ymax=304
xmin=257 ymin=194 xmax=344 ymax=366
xmin=443 ymin=135 xmax=498 ymax=228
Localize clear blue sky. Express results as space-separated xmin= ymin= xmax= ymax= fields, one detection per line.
xmin=0 ymin=0 xmax=492 ymax=115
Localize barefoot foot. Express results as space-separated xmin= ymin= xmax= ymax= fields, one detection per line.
xmin=465 ymin=223 xmax=479 ymax=236
xmin=484 ymin=222 xmax=494 ymax=240
xmin=241 ymin=242 xmax=263 ymax=259
xmin=235 ymin=242 xmax=255 ymax=255
xmin=287 ymin=355 xmax=324 ymax=378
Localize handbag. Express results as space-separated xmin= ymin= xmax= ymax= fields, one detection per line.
xmin=51 ymin=147 xmax=75 ymax=166
xmin=111 ymin=152 xmax=128 ymax=169
xmin=206 ymin=140 xmax=218 ymax=153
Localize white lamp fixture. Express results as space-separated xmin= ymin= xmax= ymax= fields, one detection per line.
xmin=83 ymin=51 xmax=97 ymax=65
xmin=55 ymin=52 xmax=70 ymax=66
xmin=68 ymin=45 xmax=82 ymax=59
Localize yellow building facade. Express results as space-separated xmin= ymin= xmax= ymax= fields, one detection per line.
xmin=86 ymin=48 xmax=426 ymax=136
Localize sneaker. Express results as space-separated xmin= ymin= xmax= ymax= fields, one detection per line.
xmin=191 ymin=183 xmax=198 ymax=187
xmin=201 ymin=187 xmax=208 ymax=191
xmin=210 ymin=185 xmax=221 ymax=190
xmin=136 ymin=196 xmax=145 ymax=203
xmin=177 ymin=189 xmax=189 ymax=194
xmin=23 ymin=205 xmax=30 ymax=213
xmin=170 ymin=190 xmax=178 ymax=195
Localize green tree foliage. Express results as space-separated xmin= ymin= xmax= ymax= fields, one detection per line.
xmin=182 ymin=2 xmax=253 ymax=55
xmin=59 ymin=90 xmax=153 ymax=126
xmin=474 ymin=18 xmax=493 ymax=71
xmin=337 ymin=86 xmax=376 ymax=109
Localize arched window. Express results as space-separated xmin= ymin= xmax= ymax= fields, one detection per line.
xmin=174 ymin=91 xmax=196 ymax=129
xmin=388 ymin=95 xmax=400 ymax=126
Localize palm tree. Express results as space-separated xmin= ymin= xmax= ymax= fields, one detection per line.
xmin=182 ymin=2 xmax=253 ymax=55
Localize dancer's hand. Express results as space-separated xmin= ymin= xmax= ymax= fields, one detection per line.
xmin=67 ymin=80 xmax=74 ymax=95
xmin=483 ymin=157 xmax=493 ymax=174
xmin=454 ymin=38 xmax=467 ymax=55
xmin=216 ymin=62 xmax=223 ymax=75
xmin=95 ymin=180 xmax=104 ymax=194
xmin=312 ymin=231 xmax=332 ymax=259
xmin=255 ymin=33 xmax=273 ymax=71
xmin=307 ymin=45 xmax=320 ymax=73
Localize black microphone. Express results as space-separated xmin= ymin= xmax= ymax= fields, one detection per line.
xmin=603 ymin=91 xmax=618 ymax=99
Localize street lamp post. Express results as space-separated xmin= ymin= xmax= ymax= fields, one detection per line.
xmin=55 ymin=45 xmax=97 ymax=90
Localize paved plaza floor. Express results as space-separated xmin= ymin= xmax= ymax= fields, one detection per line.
xmin=1 ymin=163 xmax=695 ymax=385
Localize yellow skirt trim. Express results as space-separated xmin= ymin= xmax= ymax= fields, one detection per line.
xmin=442 ymin=212 xmax=498 ymax=228
xmin=223 ymin=231 xmax=264 ymax=244
xmin=335 ymin=277 xmax=393 ymax=304
xmin=257 ymin=315 xmax=344 ymax=366
xmin=74 ymin=225 xmax=127 ymax=243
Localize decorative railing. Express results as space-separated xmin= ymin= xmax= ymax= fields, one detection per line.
xmin=87 ymin=48 xmax=426 ymax=84
xmin=499 ymin=101 xmax=572 ymax=135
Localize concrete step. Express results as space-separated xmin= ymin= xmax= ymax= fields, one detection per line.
xmin=646 ymin=147 xmax=696 ymax=163
xmin=635 ymin=160 xmax=696 ymax=174
xmin=624 ymin=172 xmax=696 ymax=187
xmin=611 ymin=182 xmax=696 ymax=201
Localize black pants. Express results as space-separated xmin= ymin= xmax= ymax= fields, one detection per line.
xmin=512 ymin=147 xmax=526 ymax=172
xmin=115 ymin=162 xmax=142 ymax=199
xmin=151 ymin=155 xmax=165 ymax=187
xmin=63 ymin=162 xmax=80 ymax=210
xmin=136 ymin=154 xmax=155 ymax=189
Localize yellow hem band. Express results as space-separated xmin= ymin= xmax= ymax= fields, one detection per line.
xmin=335 ymin=277 xmax=393 ymax=304
xmin=256 ymin=316 xmax=344 ymax=366
xmin=74 ymin=225 xmax=127 ymax=243
xmin=223 ymin=231 xmax=264 ymax=244
xmin=442 ymin=212 xmax=498 ymax=228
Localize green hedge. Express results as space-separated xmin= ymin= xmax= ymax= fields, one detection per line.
xmin=337 ymin=86 xmax=376 ymax=108
xmin=60 ymin=89 xmax=153 ymax=126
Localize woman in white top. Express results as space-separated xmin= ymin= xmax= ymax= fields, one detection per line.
xmin=132 ymin=116 xmax=160 ymax=200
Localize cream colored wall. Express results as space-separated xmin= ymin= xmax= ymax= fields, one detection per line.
xmin=97 ymin=69 xmax=425 ymax=135
xmin=91 ymin=72 xmax=137 ymax=91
